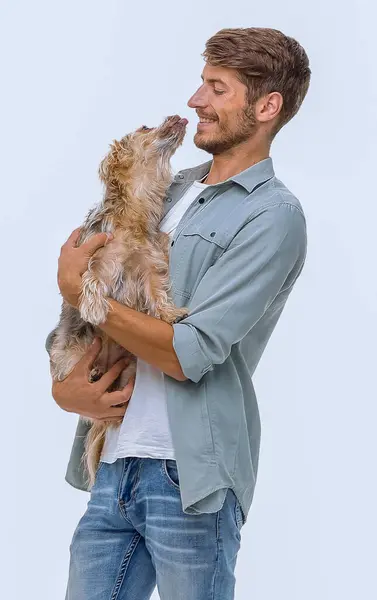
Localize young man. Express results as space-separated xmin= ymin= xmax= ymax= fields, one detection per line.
xmin=47 ymin=27 xmax=310 ymax=600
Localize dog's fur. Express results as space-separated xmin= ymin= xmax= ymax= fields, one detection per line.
xmin=49 ymin=115 xmax=188 ymax=488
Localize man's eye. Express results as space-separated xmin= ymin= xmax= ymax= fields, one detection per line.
xmin=214 ymin=90 xmax=225 ymax=95
xmin=141 ymin=125 xmax=150 ymax=130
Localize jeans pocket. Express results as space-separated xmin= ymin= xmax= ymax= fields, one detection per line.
xmin=162 ymin=459 xmax=180 ymax=490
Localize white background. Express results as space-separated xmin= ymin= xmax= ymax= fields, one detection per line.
xmin=1 ymin=0 xmax=376 ymax=598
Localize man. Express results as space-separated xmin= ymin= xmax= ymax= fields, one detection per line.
xmin=47 ymin=27 xmax=310 ymax=600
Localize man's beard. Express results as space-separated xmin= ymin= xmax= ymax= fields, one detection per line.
xmin=194 ymin=104 xmax=258 ymax=155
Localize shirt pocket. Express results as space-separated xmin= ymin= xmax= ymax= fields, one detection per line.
xmin=183 ymin=222 xmax=229 ymax=248
xmin=171 ymin=222 xmax=229 ymax=299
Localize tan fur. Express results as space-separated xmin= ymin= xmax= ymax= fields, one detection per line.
xmin=49 ymin=116 xmax=188 ymax=488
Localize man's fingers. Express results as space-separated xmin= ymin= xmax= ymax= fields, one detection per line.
xmin=124 ymin=373 xmax=136 ymax=389
xmin=97 ymin=357 xmax=130 ymax=392
xmin=99 ymin=379 xmax=135 ymax=409
xmin=109 ymin=375 xmax=136 ymax=406
xmin=81 ymin=232 xmax=114 ymax=258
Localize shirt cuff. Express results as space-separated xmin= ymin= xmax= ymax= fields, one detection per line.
xmin=172 ymin=322 xmax=213 ymax=383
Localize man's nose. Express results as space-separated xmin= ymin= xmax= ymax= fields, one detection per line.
xmin=187 ymin=86 xmax=207 ymax=108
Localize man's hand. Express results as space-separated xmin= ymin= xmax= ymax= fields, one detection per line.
xmin=57 ymin=227 xmax=114 ymax=308
xmin=52 ymin=337 xmax=135 ymax=420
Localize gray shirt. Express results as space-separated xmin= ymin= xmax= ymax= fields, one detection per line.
xmin=46 ymin=157 xmax=307 ymax=526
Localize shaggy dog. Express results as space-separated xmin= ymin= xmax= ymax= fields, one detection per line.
xmin=49 ymin=114 xmax=189 ymax=487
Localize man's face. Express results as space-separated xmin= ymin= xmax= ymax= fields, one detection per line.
xmin=187 ymin=64 xmax=258 ymax=155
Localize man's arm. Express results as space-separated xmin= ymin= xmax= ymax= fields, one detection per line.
xmin=54 ymin=204 xmax=306 ymax=387
xmin=170 ymin=203 xmax=307 ymax=383
xmin=97 ymin=302 xmax=187 ymax=381
xmin=45 ymin=307 xmax=185 ymax=382
xmin=98 ymin=203 xmax=306 ymax=383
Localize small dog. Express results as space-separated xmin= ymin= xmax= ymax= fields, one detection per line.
xmin=49 ymin=115 xmax=189 ymax=487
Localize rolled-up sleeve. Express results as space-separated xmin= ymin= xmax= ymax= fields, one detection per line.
xmin=172 ymin=203 xmax=307 ymax=383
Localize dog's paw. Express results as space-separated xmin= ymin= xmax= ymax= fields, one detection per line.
xmin=79 ymin=274 xmax=111 ymax=325
xmin=172 ymin=306 xmax=189 ymax=324
xmin=80 ymin=296 xmax=110 ymax=326
xmin=89 ymin=367 xmax=104 ymax=383
xmin=173 ymin=313 xmax=189 ymax=324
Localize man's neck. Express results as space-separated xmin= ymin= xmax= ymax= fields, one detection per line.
xmin=203 ymin=139 xmax=270 ymax=185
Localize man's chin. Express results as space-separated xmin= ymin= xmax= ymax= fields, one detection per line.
xmin=193 ymin=133 xmax=221 ymax=154
xmin=194 ymin=133 xmax=225 ymax=155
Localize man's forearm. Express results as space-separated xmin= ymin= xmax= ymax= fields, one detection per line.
xmin=98 ymin=299 xmax=187 ymax=381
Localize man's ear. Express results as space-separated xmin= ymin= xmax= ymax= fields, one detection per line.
xmin=256 ymin=91 xmax=284 ymax=124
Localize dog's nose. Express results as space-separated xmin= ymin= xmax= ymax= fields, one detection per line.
xmin=166 ymin=115 xmax=181 ymax=124
xmin=166 ymin=115 xmax=188 ymax=127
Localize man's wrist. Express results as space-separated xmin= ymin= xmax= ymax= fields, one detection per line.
xmin=100 ymin=299 xmax=186 ymax=381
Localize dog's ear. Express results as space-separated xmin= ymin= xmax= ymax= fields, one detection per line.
xmin=98 ymin=141 xmax=119 ymax=182
xmin=98 ymin=155 xmax=109 ymax=183
xmin=99 ymin=140 xmax=133 ymax=184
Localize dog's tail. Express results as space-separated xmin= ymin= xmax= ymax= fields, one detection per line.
xmin=82 ymin=421 xmax=107 ymax=489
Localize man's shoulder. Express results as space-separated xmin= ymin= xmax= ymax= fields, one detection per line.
xmin=173 ymin=159 xmax=306 ymax=222
xmin=250 ymin=176 xmax=306 ymax=221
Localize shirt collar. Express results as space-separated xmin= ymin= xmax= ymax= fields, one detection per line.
xmin=174 ymin=157 xmax=275 ymax=193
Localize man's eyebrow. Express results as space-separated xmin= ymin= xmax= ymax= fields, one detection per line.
xmin=200 ymin=74 xmax=228 ymax=86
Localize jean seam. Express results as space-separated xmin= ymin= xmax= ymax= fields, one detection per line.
xmin=117 ymin=459 xmax=134 ymax=524
xmin=234 ymin=497 xmax=243 ymax=530
xmin=130 ymin=459 xmax=144 ymax=503
xmin=211 ymin=508 xmax=221 ymax=599
xmin=110 ymin=533 xmax=142 ymax=600
xmin=117 ymin=459 xmax=127 ymax=506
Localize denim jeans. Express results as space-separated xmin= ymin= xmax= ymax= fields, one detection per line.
xmin=66 ymin=457 xmax=244 ymax=599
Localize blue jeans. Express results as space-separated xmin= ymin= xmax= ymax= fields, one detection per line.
xmin=66 ymin=457 xmax=244 ymax=599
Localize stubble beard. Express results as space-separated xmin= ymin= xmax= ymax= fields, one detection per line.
xmin=193 ymin=104 xmax=258 ymax=155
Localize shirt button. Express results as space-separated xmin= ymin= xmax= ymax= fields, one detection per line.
xmin=210 ymin=231 xmax=216 ymax=237
xmin=166 ymin=197 xmax=172 ymax=203
xmin=198 ymin=198 xmax=205 ymax=204
xmin=178 ymin=174 xmax=184 ymax=179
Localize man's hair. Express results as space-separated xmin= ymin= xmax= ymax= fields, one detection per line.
xmin=202 ymin=27 xmax=311 ymax=137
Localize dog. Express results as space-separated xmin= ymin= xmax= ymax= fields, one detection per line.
xmin=49 ymin=115 xmax=189 ymax=487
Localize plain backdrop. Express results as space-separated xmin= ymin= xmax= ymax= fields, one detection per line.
xmin=1 ymin=0 xmax=376 ymax=598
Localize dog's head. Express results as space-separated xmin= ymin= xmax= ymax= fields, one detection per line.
xmin=99 ymin=115 xmax=188 ymax=187
xmin=135 ymin=114 xmax=188 ymax=154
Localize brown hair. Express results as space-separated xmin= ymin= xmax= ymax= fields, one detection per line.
xmin=202 ymin=27 xmax=311 ymax=136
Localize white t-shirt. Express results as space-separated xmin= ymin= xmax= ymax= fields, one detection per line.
xmin=100 ymin=177 xmax=209 ymax=463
